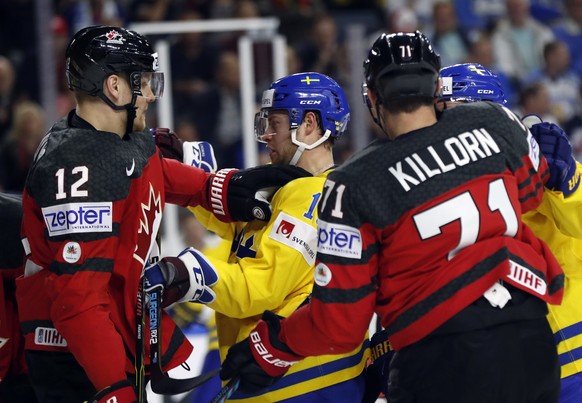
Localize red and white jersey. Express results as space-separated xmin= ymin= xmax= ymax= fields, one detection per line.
xmin=281 ymin=101 xmax=564 ymax=356
xmin=0 ymin=193 xmax=27 ymax=383
xmin=16 ymin=112 xmax=210 ymax=390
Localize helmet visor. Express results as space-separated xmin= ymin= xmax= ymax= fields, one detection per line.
xmin=131 ymin=71 xmax=164 ymax=99
xmin=255 ymin=110 xmax=269 ymax=143
xmin=254 ymin=109 xmax=291 ymax=143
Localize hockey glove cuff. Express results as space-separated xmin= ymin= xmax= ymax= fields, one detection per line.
xmin=144 ymin=247 xmax=218 ymax=306
xmin=524 ymin=117 xmax=580 ymax=196
xmin=368 ymin=329 xmax=393 ymax=397
xmin=91 ymin=380 xmax=136 ymax=403
xmin=220 ymin=310 xmax=302 ymax=393
xmin=183 ymin=141 xmax=217 ymax=173
xmin=201 ymin=165 xmax=311 ymax=223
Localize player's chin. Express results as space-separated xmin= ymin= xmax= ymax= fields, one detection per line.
xmin=133 ymin=117 xmax=147 ymax=132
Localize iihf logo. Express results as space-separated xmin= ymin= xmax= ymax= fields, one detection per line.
xmin=105 ymin=30 xmax=125 ymax=45
xmin=276 ymin=220 xmax=295 ymax=238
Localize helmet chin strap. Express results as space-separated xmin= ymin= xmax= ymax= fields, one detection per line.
xmin=288 ymin=128 xmax=332 ymax=166
xmin=98 ymin=92 xmax=138 ymax=135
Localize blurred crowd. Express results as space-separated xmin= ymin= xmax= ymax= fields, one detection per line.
xmin=2 ymin=0 xmax=582 ymax=193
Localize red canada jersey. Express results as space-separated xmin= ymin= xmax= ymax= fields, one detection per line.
xmin=15 ymin=112 xmax=210 ymax=390
xmin=0 ymin=193 xmax=27 ymax=384
xmin=281 ymin=101 xmax=564 ymax=356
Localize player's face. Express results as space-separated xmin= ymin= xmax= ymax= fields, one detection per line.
xmin=133 ymin=72 xmax=156 ymax=132
xmin=260 ymin=110 xmax=296 ymax=165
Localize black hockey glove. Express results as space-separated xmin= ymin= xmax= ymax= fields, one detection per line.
xmin=201 ymin=165 xmax=311 ymax=223
xmin=362 ymin=329 xmax=393 ymax=403
xmin=220 ymin=310 xmax=303 ymax=393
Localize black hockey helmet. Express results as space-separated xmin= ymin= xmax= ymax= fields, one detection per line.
xmin=65 ymin=25 xmax=163 ymax=99
xmin=363 ymin=31 xmax=440 ymax=104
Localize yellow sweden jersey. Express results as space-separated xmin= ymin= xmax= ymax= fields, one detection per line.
xmin=523 ymin=163 xmax=582 ymax=378
xmin=190 ymin=172 xmax=368 ymax=401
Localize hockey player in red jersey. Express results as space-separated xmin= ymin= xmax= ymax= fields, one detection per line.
xmin=15 ymin=25 xmax=307 ymax=403
xmin=0 ymin=193 xmax=37 ymax=403
xmin=219 ymin=31 xmax=565 ymax=403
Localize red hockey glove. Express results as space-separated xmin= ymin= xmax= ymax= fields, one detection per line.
xmin=91 ymin=380 xmax=136 ymax=403
xmin=201 ymin=165 xmax=311 ymax=223
xmin=144 ymin=247 xmax=219 ymax=307
xmin=152 ymin=127 xmax=218 ymax=173
xmin=220 ymin=310 xmax=302 ymax=393
xmin=152 ymin=128 xmax=183 ymax=161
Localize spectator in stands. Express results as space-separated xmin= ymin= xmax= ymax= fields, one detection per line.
xmin=465 ymin=31 xmax=517 ymax=107
xmin=516 ymin=81 xmax=559 ymax=123
xmin=0 ymin=56 xmax=15 ymax=140
xmin=170 ymin=10 xmax=222 ymax=130
xmin=296 ymin=13 xmax=347 ymax=84
xmin=0 ymin=101 xmax=45 ymax=193
xmin=430 ymin=1 xmax=472 ymax=67
xmin=552 ymin=0 xmax=582 ymax=76
xmin=526 ymin=40 xmax=582 ymax=125
xmin=491 ymin=0 xmax=554 ymax=85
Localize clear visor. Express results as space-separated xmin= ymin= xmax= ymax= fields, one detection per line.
xmin=130 ymin=71 xmax=164 ymax=99
xmin=254 ymin=110 xmax=269 ymax=143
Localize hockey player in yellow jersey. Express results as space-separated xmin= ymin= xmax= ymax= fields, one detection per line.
xmin=437 ymin=63 xmax=582 ymax=402
xmin=188 ymin=72 xmax=367 ymax=401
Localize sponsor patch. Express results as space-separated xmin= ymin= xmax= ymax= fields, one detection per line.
xmin=441 ymin=76 xmax=453 ymax=96
xmin=261 ymin=89 xmax=275 ymax=108
xmin=506 ymin=260 xmax=546 ymax=296
xmin=42 ymin=202 xmax=113 ymax=237
xmin=34 ymin=327 xmax=68 ymax=347
xmin=314 ymin=263 xmax=332 ymax=287
xmin=269 ymin=213 xmax=317 ymax=265
xmin=317 ymin=219 xmax=362 ymax=259
xmin=62 ymin=241 xmax=81 ymax=263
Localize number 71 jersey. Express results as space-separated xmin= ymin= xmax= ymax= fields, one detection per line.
xmin=309 ymin=101 xmax=564 ymax=353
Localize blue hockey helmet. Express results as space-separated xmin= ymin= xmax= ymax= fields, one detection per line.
xmin=439 ymin=63 xmax=507 ymax=105
xmin=255 ymin=72 xmax=350 ymax=143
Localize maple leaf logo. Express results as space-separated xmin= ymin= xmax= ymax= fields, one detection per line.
xmin=134 ymin=183 xmax=162 ymax=266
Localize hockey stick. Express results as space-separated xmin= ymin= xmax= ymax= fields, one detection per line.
xmin=148 ymin=286 xmax=220 ymax=394
xmin=135 ymin=276 xmax=146 ymax=402
xmin=210 ymin=377 xmax=240 ymax=403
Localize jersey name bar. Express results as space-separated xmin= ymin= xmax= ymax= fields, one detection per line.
xmin=389 ymin=128 xmax=501 ymax=191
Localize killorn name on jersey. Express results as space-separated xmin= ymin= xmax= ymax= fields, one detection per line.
xmin=389 ymin=128 xmax=500 ymax=192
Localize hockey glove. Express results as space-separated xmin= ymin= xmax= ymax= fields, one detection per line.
xmin=220 ymin=310 xmax=302 ymax=393
xmin=362 ymin=329 xmax=394 ymax=403
xmin=144 ymin=247 xmax=218 ymax=307
xmin=202 ymin=165 xmax=311 ymax=223
xmin=152 ymin=127 xmax=218 ymax=173
xmin=152 ymin=128 xmax=183 ymax=161
xmin=523 ymin=116 xmax=580 ymax=196
xmin=91 ymin=380 xmax=136 ymax=403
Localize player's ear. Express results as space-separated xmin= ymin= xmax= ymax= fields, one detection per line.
xmin=104 ymin=74 xmax=121 ymax=100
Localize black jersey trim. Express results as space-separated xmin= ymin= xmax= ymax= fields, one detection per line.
xmin=20 ymin=320 xmax=55 ymax=335
xmin=48 ymin=257 xmax=114 ymax=275
xmin=312 ymin=281 xmax=375 ymax=304
xmin=385 ymin=248 xmax=507 ymax=337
